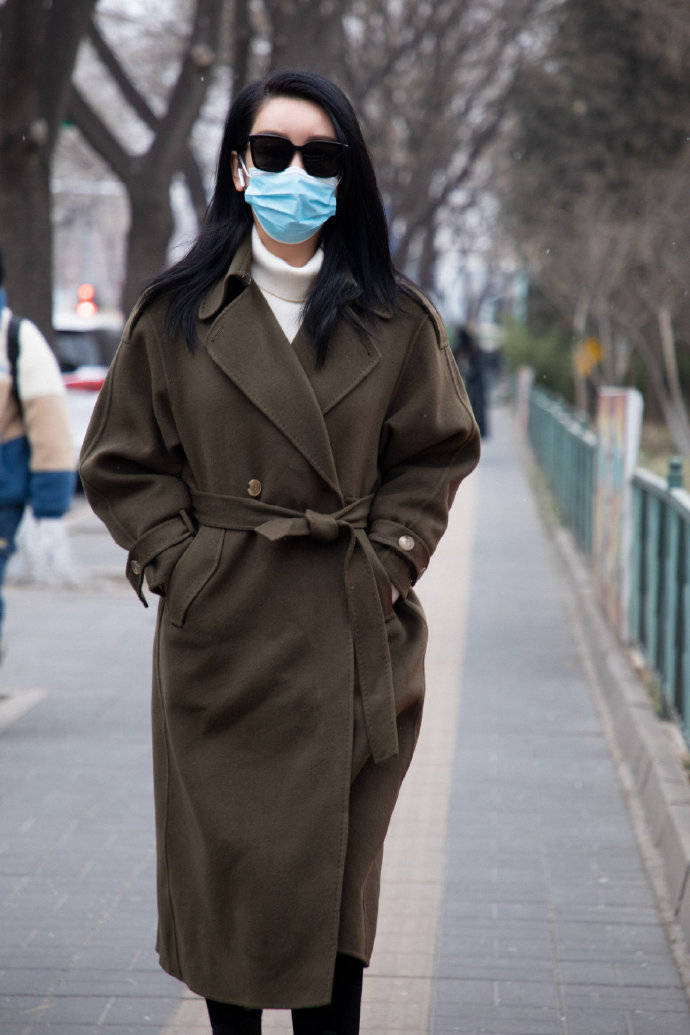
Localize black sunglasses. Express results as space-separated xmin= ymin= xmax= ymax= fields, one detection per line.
xmin=246 ymin=133 xmax=348 ymax=179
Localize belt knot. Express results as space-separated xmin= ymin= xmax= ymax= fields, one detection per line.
xmin=304 ymin=509 xmax=340 ymax=542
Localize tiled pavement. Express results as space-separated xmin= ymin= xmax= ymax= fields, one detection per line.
xmin=0 ymin=405 xmax=689 ymax=1034
xmin=430 ymin=409 xmax=690 ymax=1035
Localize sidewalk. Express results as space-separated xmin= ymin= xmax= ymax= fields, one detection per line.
xmin=0 ymin=406 xmax=689 ymax=1034
xmin=430 ymin=408 xmax=690 ymax=1034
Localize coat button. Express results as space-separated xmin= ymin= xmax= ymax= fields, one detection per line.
xmin=130 ymin=559 xmax=142 ymax=575
xmin=247 ymin=478 xmax=262 ymax=497
xmin=398 ymin=535 xmax=414 ymax=551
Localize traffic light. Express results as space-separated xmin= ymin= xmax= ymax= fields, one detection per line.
xmin=76 ymin=283 xmax=98 ymax=318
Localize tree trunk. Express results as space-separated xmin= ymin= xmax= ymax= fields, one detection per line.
xmin=87 ymin=19 xmax=210 ymax=224
xmin=71 ymin=0 xmax=223 ymax=315
xmin=638 ymin=332 xmax=690 ymax=456
xmin=392 ymin=226 xmax=415 ymax=276
xmin=181 ymin=150 xmax=209 ymax=224
xmin=657 ymin=304 xmax=689 ymax=443
xmin=232 ymin=0 xmax=252 ymax=95
xmin=417 ymin=221 xmax=437 ymax=297
xmin=0 ymin=0 xmax=52 ymax=339
xmin=0 ymin=131 xmax=53 ymax=342
xmin=0 ymin=0 xmax=97 ymax=341
xmin=123 ymin=179 xmax=175 ymax=314
xmin=595 ymin=308 xmax=616 ymax=383
xmin=267 ymin=0 xmax=345 ymax=77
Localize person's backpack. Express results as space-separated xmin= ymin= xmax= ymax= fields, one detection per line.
xmin=6 ymin=315 xmax=22 ymax=417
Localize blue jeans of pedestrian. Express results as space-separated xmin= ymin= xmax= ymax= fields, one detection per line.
xmin=0 ymin=504 xmax=25 ymax=647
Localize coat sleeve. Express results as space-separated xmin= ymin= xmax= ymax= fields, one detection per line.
xmin=368 ymin=303 xmax=481 ymax=600
xmin=79 ymin=307 xmax=195 ymax=604
xmin=17 ymin=320 xmax=76 ymax=517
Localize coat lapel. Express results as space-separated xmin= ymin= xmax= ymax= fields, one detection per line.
xmin=202 ymin=284 xmax=342 ymax=497
xmin=291 ymin=319 xmax=380 ymax=416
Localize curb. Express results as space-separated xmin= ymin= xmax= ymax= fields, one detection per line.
xmin=552 ymin=522 xmax=690 ymax=950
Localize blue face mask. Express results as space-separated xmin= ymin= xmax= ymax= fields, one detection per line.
xmin=242 ymin=162 xmax=337 ymax=244
xmin=0 ymin=287 xmax=6 ymax=311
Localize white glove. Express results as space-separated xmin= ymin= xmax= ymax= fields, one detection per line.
xmin=22 ymin=515 xmax=79 ymax=585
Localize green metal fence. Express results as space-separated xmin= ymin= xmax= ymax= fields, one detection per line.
xmin=630 ymin=465 xmax=690 ymax=738
xmin=527 ymin=383 xmax=690 ymax=740
xmin=528 ymin=387 xmax=597 ymax=555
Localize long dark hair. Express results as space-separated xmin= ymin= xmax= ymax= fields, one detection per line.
xmin=142 ymin=69 xmax=398 ymax=365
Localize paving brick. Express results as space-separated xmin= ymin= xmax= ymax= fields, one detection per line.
xmin=560 ymin=1008 xmax=635 ymax=1035
xmin=562 ymin=983 xmax=687 ymax=1010
xmin=630 ymin=1010 xmax=690 ymax=1035
xmin=432 ymin=410 xmax=690 ymax=1033
xmin=434 ymin=956 xmax=556 ymax=982
xmin=431 ymin=1001 xmax=564 ymax=1032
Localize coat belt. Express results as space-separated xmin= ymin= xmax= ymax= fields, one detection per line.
xmin=189 ymin=489 xmax=399 ymax=765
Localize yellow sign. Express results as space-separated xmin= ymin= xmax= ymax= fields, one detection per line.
xmin=575 ymin=337 xmax=604 ymax=377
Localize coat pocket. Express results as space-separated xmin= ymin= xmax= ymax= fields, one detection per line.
xmin=165 ymin=525 xmax=225 ymax=628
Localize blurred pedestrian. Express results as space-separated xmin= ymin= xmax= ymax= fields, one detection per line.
xmin=80 ymin=69 xmax=480 ymax=1035
xmin=0 ymin=248 xmax=75 ymax=657
xmin=452 ymin=325 xmax=488 ymax=438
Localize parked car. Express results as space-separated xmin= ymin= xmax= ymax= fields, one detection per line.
xmin=54 ymin=312 xmax=122 ymax=371
xmin=54 ymin=313 xmax=122 ymax=490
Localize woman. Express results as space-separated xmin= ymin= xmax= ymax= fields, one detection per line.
xmin=80 ymin=69 xmax=480 ymax=1034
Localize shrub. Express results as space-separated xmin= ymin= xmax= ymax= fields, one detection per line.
xmin=501 ymin=318 xmax=574 ymax=403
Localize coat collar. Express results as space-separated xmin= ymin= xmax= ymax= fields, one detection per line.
xmin=198 ymin=234 xmax=395 ymax=324
xmin=197 ymin=235 xmax=383 ymax=498
xmin=198 ymin=236 xmax=253 ymax=321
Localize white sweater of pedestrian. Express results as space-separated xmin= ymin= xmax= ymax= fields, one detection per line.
xmin=251 ymin=226 xmax=323 ymax=344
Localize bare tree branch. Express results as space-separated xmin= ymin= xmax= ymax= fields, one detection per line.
xmin=67 ymin=86 xmax=133 ymax=183
xmin=145 ymin=0 xmax=221 ymax=177
xmin=41 ymin=0 xmax=98 ymax=148
xmin=232 ymin=0 xmax=252 ymax=95
xmin=0 ymin=0 xmax=97 ymax=338
xmin=86 ymin=19 xmax=208 ymax=217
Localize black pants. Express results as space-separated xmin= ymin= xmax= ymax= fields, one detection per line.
xmin=206 ymin=953 xmax=364 ymax=1034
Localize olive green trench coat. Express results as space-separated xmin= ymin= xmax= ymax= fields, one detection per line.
xmin=79 ymin=237 xmax=480 ymax=1009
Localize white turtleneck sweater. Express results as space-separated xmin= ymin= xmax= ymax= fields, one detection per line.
xmin=250 ymin=226 xmax=323 ymax=344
